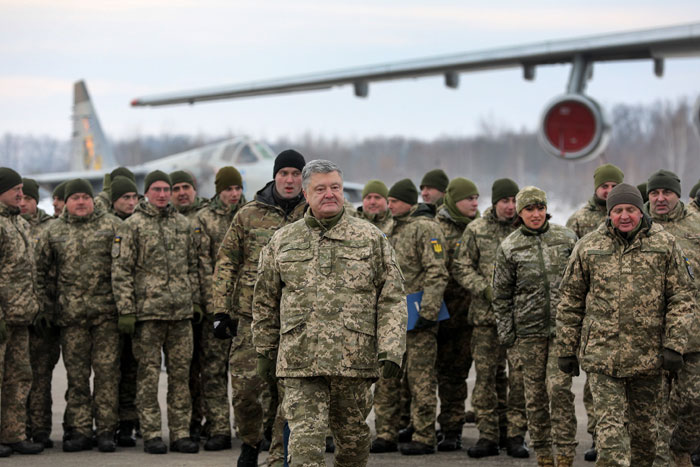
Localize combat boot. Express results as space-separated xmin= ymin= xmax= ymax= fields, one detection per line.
xmin=584 ymin=441 xmax=597 ymax=462
xmin=32 ymin=432 xmax=53 ymax=448
xmin=62 ymin=432 xmax=92 ymax=452
xmin=400 ymin=441 xmax=435 ymax=455
xmin=556 ymin=454 xmax=574 ymax=467
xmin=437 ymin=431 xmax=462 ymax=451
xmin=467 ymin=438 xmax=499 ymax=458
xmin=398 ymin=425 xmax=414 ymax=443
xmin=97 ymin=432 xmax=116 ymax=453
xmin=170 ymin=437 xmax=199 ymax=453
xmin=189 ymin=422 xmax=202 ymax=443
xmin=237 ymin=442 xmax=261 ymax=467
xmin=536 ymin=454 xmax=555 ymax=466
xmin=143 ymin=436 xmax=167 ymax=454
xmin=671 ymin=449 xmax=693 ymax=467
xmin=0 ymin=444 xmax=11 ymax=457
xmin=203 ymin=434 xmax=231 ymax=451
xmin=370 ymin=437 xmax=398 ymax=453
xmin=10 ymin=439 xmax=44 ymax=454
xmin=116 ymin=420 xmax=136 ymax=447
xmin=506 ymin=435 xmax=529 ymax=458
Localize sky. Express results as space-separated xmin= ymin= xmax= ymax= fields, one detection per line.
xmin=2 ymin=0 xmax=700 ymax=142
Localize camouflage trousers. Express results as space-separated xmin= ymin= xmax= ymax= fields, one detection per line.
xmin=0 ymin=325 xmax=32 ymax=444
xmin=268 ymin=379 xmax=287 ymax=467
xmin=471 ymin=325 xmax=527 ymax=442
xmin=133 ymin=319 xmax=193 ymax=442
xmin=198 ymin=313 xmax=231 ymax=437
xmin=189 ymin=320 xmax=204 ymax=429
xmin=405 ymin=327 xmax=438 ymax=445
xmin=373 ymin=371 xmax=401 ymax=442
xmin=118 ymin=333 xmax=138 ymax=423
xmin=283 ymin=376 xmax=372 ymax=467
xmin=27 ymin=325 xmax=60 ymax=437
xmin=516 ymin=336 xmax=577 ymax=458
xmin=436 ymin=308 xmax=473 ymax=434
xmin=588 ymin=372 xmax=662 ymax=467
xmin=583 ymin=376 xmax=596 ymax=436
xmin=61 ymin=320 xmax=120 ymax=436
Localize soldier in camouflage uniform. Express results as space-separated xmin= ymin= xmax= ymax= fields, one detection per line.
xmin=420 ymin=169 xmax=449 ymax=207
xmin=356 ymin=180 xmax=393 ymax=235
xmin=213 ymin=150 xmax=307 ymax=467
xmin=52 ymin=181 xmax=67 ymax=218
xmin=0 ymin=169 xmax=43 ymax=457
xmin=36 ymin=179 xmax=122 ymax=453
xmin=192 ymin=166 xmax=246 ymax=451
xmin=94 ymin=167 xmax=135 ymax=213
xmin=112 ymin=170 xmax=202 ymax=454
xmin=252 ymin=160 xmax=406 ymax=467
xmin=688 ymin=180 xmax=700 ymax=216
xmin=452 ymin=178 xmax=528 ymax=459
xmin=566 ymin=163 xmax=623 ymax=462
xmin=434 ymin=177 xmax=479 ymax=451
xmin=372 ymin=178 xmax=448 ymax=456
xmin=19 ymin=178 xmax=58 ymax=448
xmin=641 ymin=170 xmax=700 ymax=466
xmin=556 ymin=183 xmax=695 ymax=467
xmin=493 ymin=186 xmax=578 ymax=467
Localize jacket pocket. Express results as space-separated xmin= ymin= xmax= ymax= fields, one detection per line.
xmin=279 ymin=312 xmax=310 ymax=369
xmin=341 ymin=311 xmax=377 ymax=370
xmin=278 ymin=242 xmax=313 ymax=290
xmin=336 ymin=242 xmax=373 ymax=291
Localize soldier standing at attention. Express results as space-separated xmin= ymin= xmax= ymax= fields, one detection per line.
xmin=36 ymin=179 xmax=122 ymax=453
xmin=492 ymin=186 xmax=578 ymax=467
xmin=19 ymin=178 xmax=58 ymax=449
xmin=212 ymin=150 xmax=307 ymax=467
xmin=192 ymin=166 xmax=246 ymax=451
xmin=52 ymin=181 xmax=67 ymax=217
xmin=452 ymin=178 xmax=528 ymax=459
xmin=434 ymin=177 xmax=479 ymax=451
xmin=252 ymin=160 xmax=406 ymax=467
xmin=566 ymin=163 xmax=623 ymax=462
xmin=420 ymin=169 xmax=449 ymax=207
xmin=112 ymin=170 xmax=202 ymax=454
xmin=556 ymin=183 xmax=694 ymax=467
xmin=0 ymin=168 xmax=43 ymax=457
xmin=94 ymin=167 xmax=135 ymax=212
xmin=356 ymin=180 xmax=393 ymax=235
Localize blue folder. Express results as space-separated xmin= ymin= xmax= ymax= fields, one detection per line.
xmin=406 ymin=291 xmax=450 ymax=331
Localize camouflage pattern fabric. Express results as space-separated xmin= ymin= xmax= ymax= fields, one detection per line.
xmin=688 ymin=199 xmax=700 ymax=216
xmin=373 ymin=371 xmax=402 ymax=442
xmin=118 ymin=334 xmax=138 ymax=423
xmin=133 ymin=319 xmax=193 ymax=442
xmin=94 ymin=190 xmax=110 ymax=212
xmin=175 ymin=195 xmax=209 ymax=219
xmin=283 ymin=376 xmax=372 ymax=467
xmin=516 ymin=337 xmax=577 ymax=458
xmin=588 ymin=372 xmax=662 ymax=467
xmin=268 ymin=379 xmax=287 ymax=466
xmin=356 ymin=207 xmax=394 ymax=236
xmin=61 ymin=321 xmax=119 ymax=436
xmin=669 ymin=354 xmax=700 ymax=453
xmin=0 ymin=326 xmax=32 ymax=444
xmin=405 ymin=328 xmax=438 ymax=445
xmin=566 ymin=197 xmax=607 ymax=239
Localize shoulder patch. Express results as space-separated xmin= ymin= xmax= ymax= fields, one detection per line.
xmin=430 ymin=238 xmax=444 ymax=257
xmin=194 ymin=227 xmax=202 ymax=234
xmin=684 ymin=256 xmax=694 ymax=280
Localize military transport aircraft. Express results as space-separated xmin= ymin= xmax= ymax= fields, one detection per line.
xmin=130 ymin=22 xmax=700 ymax=163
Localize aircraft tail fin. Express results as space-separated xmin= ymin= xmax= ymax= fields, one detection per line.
xmin=70 ymin=80 xmax=117 ymax=171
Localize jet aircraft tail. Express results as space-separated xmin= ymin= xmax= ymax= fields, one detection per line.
xmin=71 ymin=80 xmax=117 ymax=171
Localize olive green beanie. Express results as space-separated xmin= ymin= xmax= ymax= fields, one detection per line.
xmin=647 ymin=169 xmax=681 ymax=197
xmin=492 ymin=178 xmax=519 ymax=204
xmin=362 ymin=180 xmax=389 ymax=199
xmin=21 ymin=178 xmax=40 ymax=202
xmin=593 ymin=163 xmax=624 ymax=190
xmin=516 ymin=186 xmax=547 ymax=213
xmin=170 ymin=170 xmax=196 ymax=189
xmin=144 ymin=170 xmax=171 ymax=192
xmin=111 ymin=176 xmax=138 ymax=202
xmin=420 ymin=169 xmax=449 ymax=192
xmin=388 ymin=179 xmax=418 ymax=205
xmin=0 ymin=167 xmax=23 ymax=196
xmin=52 ymin=181 xmax=67 ymax=201
xmin=110 ymin=166 xmax=135 ymax=182
xmin=689 ymin=180 xmax=700 ymax=199
xmin=446 ymin=177 xmax=478 ymax=202
xmin=64 ymin=178 xmax=94 ymax=199
xmin=215 ymin=166 xmax=243 ymax=195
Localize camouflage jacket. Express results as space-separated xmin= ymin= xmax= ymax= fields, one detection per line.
xmin=193 ymin=196 xmax=243 ymax=311
xmin=22 ymin=208 xmax=54 ymax=244
xmin=687 ymin=199 xmax=700 ymax=216
xmin=213 ymin=181 xmax=306 ymax=319
xmin=452 ymin=207 xmax=517 ymax=326
xmin=566 ymin=196 xmax=606 ymax=239
xmin=176 ymin=196 xmax=209 ymax=220
xmin=356 ymin=207 xmax=394 ymax=236
xmin=23 ymin=209 xmax=56 ymax=315
xmin=0 ymin=202 xmax=39 ymax=325
xmin=436 ymin=207 xmax=476 ymax=318
xmin=94 ymin=190 xmax=111 ymax=212
xmin=556 ymin=220 xmax=694 ymax=377
xmin=36 ymin=207 xmax=122 ymax=327
xmin=252 ymin=209 xmax=406 ymax=378
xmin=492 ymin=222 xmax=577 ymax=344
xmin=112 ymin=199 xmax=200 ymax=321
xmin=648 ymin=201 xmax=700 ymax=354
xmin=390 ymin=204 xmax=448 ymax=321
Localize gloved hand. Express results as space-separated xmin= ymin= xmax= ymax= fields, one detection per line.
xmin=213 ymin=313 xmax=238 ymax=339
xmin=32 ymin=310 xmax=53 ymax=338
xmin=0 ymin=319 xmax=7 ymax=345
xmin=662 ymin=348 xmax=683 ymax=372
xmin=118 ymin=314 xmax=136 ymax=335
xmin=558 ymin=356 xmax=580 ymax=376
xmin=380 ymin=360 xmax=402 ymax=379
xmin=484 ymin=286 xmax=493 ymax=303
xmin=257 ymin=354 xmax=276 ymax=383
xmin=192 ymin=304 xmax=204 ymax=324
xmin=413 ymin=316 xmax=437 ymax=331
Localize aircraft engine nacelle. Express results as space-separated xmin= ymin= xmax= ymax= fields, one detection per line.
xmin=538 ymin=94 xmax=611 ymax=163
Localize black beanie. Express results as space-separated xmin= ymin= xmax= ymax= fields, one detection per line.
xmin=170 ymin=170 xmax=196 ymax=189
xmin=420 ymin=169 xmax=449 ymax=192
xmin=690 ymin=180 xmax=700 ymax=199
xmin=64 ymin=178 xmax=94 ymax=200
xmin=144 ymin=170 xmax=171 ymax=192
xmin=388 ymin=179 xmax=418 ymax=205
xmin=53 ymin=181 xmax=67 ymax=201
xmin=273 ymin=149 xmax=306 ymax=178
xmin=22 ymin=178 xmax=40 ymax=202
xmin=0 ymin=167 xmax=23 ymax=196
xmin=606 ymin=183 xmax=645 ymax=214
xmin=491 ymin=178 xmax=519 ymax=204
xmin=647 ymin=169 xmax=681 ymax=197
xmin=111 ymin=176 xmax=138 ymax=202
xmin=110 ymin=167 xmax=135 ymax=182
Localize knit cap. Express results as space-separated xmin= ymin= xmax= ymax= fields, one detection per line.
xmin=64 ymin=178 xmax=94 ymax=199
xmin=362 ymin=180 xmax=389 ymax=199
xmin=0 ymin=167 xmax=22 ymax=195
xmin=215 ymin=166 xmax=243 ymax=195
xmin=420 ymin=169 xmax=449 ymax=192
xmin=388 ymin=179 xmax=418 ymax=205
xmin=516 ymin=186 xmax=547 ymax=213
xmin=144 ymin=170 xmax=171 ymax=192
xmin=446 ymin=177 xmax=478 ymax=202
xmin=606 ymin=183 xmax=645 ymax=213
xmin=492 ymin=178 xmax=519 ymax=204
xmin=111 ymin=176 xmax=138 ymax=202
xmin=170 ymin=170 xmax=196 ymax=189
xmin=647 ymin=169 xmax=681 ymax=197
xmin=21 ymin=178 xmax=40 ymax=202
xmin=274 ymin=149 xmax=306 ymax=178
xmin=593 ymin=164 xmax=624 ymax=190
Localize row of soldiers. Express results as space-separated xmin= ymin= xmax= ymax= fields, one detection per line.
xmin=0 ymin=153 xmax=699 ymax=467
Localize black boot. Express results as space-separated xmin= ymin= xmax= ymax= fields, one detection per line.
xmin=400 ymin=441 xmax=435 ymax=455
xmin=370 ymin=438 xmax=398 ymax=453
xmin=467 ymin=438 xmax=499 ymax=458
xmin=170 ymin=437 xmax=199 ymax=453
xmin=143 ymin=436 xmax=167 ymax=454
xmin=437 ymin=432 xmax=462 ymax=451
xmin=506 ymin=435 xmax=529 ymax=458
xmin=203 ymin=434 xmax=231 ymax=451
xmin=692 ymin=445 xmax=700 ymax=466
xmin=398 ymin=425 xmax=414 ymax=443
xmin=62 ymin=432 xmax=92 ymax=452
xmin=116 ymin=420 xmax=136 ymax=447
xmin=0 ymin=444 xmax=11 ymax=457
xmin=32 ymin=432 xmax=53 ymax=449
xmin=189 ymin=422 xmax=202 ymax=443
xmin=237 ymin=442 xmax=260 ymax=467
xmin=8 ymin=439 xmax=44 ymax=455
xmin=584 ymin=441 xmax=597 ymax=462
xmin=97 ymin=432 xmax=116 ymax=453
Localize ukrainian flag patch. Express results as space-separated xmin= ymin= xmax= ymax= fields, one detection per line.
xmin=431 ymin=238 xmax=443 ymax=257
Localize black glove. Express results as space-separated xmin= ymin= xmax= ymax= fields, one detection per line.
xmin=662 ymin=348 xmax=683 ymax=372
xmin=413 ymin=316 xmax=437 ymax=331
xmin=558 ymin=356 xmax=580 ymax=376
xmin=380 ymin=360 xmax=402 ymax=379
xmin=213 ymin=313 xmax=237 ymax=339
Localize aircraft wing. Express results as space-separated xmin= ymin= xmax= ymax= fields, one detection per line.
xmin=30 ymin=166 xmax=151 ymax=190
xmin=131 ymin=22 xmax=700 ymax=107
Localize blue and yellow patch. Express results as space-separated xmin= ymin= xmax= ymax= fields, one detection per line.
xmin=194 ymin=227 xmax=202 ymax=234
xmin=684 ymin=256 xmax=694 ymax=280
xmin=430 ymin=238 xmax=443 ymax=257
xmin=114 ymin=236 xmax=121 ymax=243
